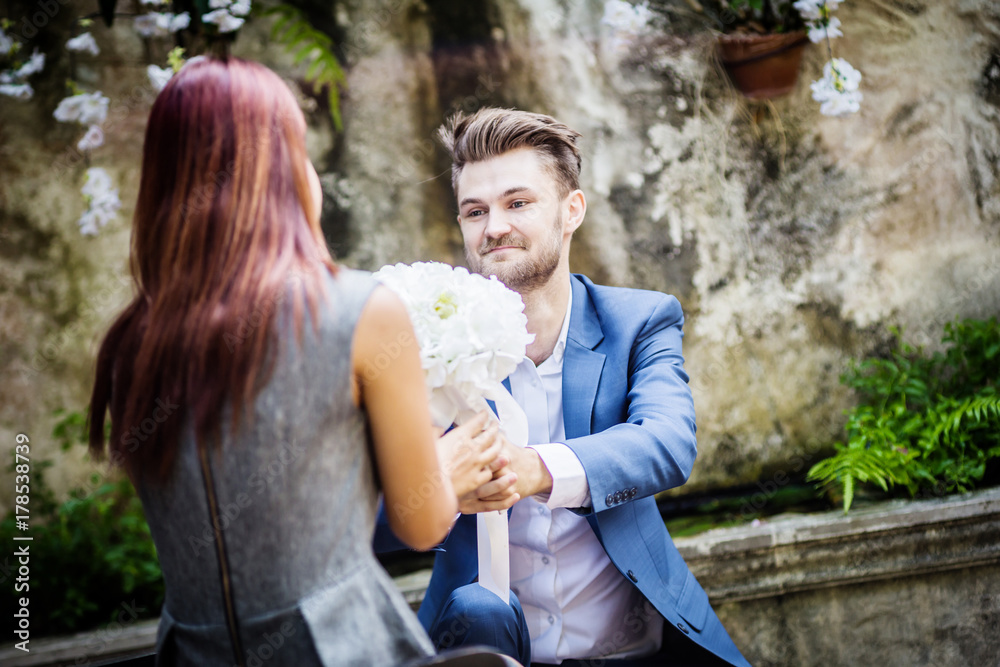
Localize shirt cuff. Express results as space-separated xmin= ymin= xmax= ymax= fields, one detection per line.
xmin=528 ymin=443 xmax=592 ymax=509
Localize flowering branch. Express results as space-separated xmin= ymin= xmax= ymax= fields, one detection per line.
xmin=794 ymin=0 xmax=862 ymax=116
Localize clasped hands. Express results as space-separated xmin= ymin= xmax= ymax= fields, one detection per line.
xmin=435 ymin=411 xmax=553 ymax=514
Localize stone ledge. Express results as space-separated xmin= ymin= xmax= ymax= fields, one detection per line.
xmin=675 ymin=486 xmax=1000 ymax=603
xmin=3 ymin=487 xmax=997 ymax=666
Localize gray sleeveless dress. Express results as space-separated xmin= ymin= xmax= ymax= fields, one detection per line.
xmin=137 ymin=269 xmax=435 ymax=666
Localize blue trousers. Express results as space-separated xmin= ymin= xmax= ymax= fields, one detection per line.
xmin=426 ymin=584 xmax=531 ymax=666
xmin=426 ymin=584 xmax=731 ymax=667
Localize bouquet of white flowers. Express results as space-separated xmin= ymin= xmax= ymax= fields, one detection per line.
xmin=373 ymin=261 xmax=534 ymax=602
xmin=373 ymin=261 xmax=534 ymax=432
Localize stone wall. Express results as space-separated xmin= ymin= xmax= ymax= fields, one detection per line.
xmin=2 ymin=0 xmax=1000 ymax=506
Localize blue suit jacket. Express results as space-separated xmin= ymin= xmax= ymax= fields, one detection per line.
xmin=375 ymin=274 xmax=751 ymax=667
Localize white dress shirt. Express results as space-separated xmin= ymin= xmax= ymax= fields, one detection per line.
xmin=507 ymin=291 xmax=663 ymax=664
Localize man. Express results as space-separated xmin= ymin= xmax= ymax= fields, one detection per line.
xmin=379 ymin=108 xmax=751 ymax=667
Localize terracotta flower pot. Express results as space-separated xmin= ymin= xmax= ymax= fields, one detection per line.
xmin=717 ymin=31 xmax=809 ymax=100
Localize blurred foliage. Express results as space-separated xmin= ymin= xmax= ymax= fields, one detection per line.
xmin=1 ymin=411 xmax=164 ymax=638
xmin=265 ymin=3 xmax=347 ymax=130
xmin=808 ymin=318 xmax=1000 ymax=512
xmin=712 ymin=0 xmax=806 ymax=34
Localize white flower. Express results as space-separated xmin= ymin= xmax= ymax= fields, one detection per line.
xmin=0 ymin=83 xmax=32 ymax=99
xmin=229 ymin=0 xmax=251 ymax=17
xmin=133 ymin=14 xmax=161 ymax=37
xmin=147 ymin=64 xmax=173 ymax=92
xmin=54 ymin=91 xmax=110 ymax=125
xmin=794 ymin=0 xmax=842 ymax=21
xmin=202 ymin=9 xmax=245 ymax=33
xmin=139 ymin=0 xmax=168 ymax=5
xmin=78 ymin=167 xmax=121 ymax=236
xmin=807 ymin=16 xmax=842 ymax=43
xmin=0 ymin=26 xmax=13 ymax=56
xmin=810 ymin=58 xmax=862 ymax=116
xmin=77 ymin=124 xmax=105 ymax=151
xmin=66 ymin=32 xmax=100 ymax=55
xmin=134 ymin=11 xmax=190 ymax=37
xmin=793 ymin=0 xmax=822 ymax=20
xmin=15 ymin=49 xmax=45 ymax=78
xmin=208 ymin=0 xmax=232 ymax=8
xmin=373 ymin=262 xmax=535 ymax=427
xmin=602 ymin=0 xmax=652 ymax=34
xmin=170 ymin=12 xmax=191 ymax=32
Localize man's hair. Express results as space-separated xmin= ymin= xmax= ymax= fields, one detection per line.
xmin=437 ymin=107 xmax=582 ymax=198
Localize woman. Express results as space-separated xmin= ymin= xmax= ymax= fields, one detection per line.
xmin=87 ymin=57 xmax=501 ymax=666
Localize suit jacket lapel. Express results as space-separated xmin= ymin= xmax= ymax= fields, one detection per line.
xmin=563 ymin=275 xmax=606 ymax=440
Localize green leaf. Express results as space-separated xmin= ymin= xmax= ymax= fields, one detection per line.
xmin=843 ymin=474 xmax=854 ymax=513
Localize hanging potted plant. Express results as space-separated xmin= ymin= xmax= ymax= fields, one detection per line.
xmin=713 ymin=0 xmax=809 ymax=99
xmin=710 ymin=0 xmax=861 ymax=114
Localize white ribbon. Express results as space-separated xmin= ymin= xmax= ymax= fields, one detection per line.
xmin=475 ymin=385 xmax=528 ymax=604
xmin=430 ymin=382 xmax=527 ymax=605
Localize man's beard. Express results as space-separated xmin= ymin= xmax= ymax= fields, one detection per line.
xmin=466 ymin=216 xmax=563 ymax=293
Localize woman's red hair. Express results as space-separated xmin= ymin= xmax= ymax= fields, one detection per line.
xmin=88 ymin=57 xmax=336 ymax=482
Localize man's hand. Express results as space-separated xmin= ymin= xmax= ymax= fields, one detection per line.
xmin=458 ymin=434 xmax=554 ymax=514
xmin=436 ymin=411 xmax=506 ymax=498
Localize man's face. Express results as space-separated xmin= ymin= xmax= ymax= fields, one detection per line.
xmin=456 ymin=147 xmax=568 ymax=292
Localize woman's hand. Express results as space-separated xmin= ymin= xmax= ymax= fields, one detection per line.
xmin=437 ymin=411 xmax=507 ymax=498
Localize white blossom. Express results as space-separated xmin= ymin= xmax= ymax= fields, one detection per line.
xmin=0 ymin=26 xmax=13 ymax=56
xmin=602 ymin=0 xmax=652 ymax=35
xmin=147 ymin=64 xmax=173 ymax=92
xmin=54 ymin=91 xmax=110 ymax=126
xmin=373 ymin=262 xmax=535 ymax=427
xmin=134 ymin=11 xmax=190 ymax=37
xmin=15 ymin=49 xmax=45 ymax=78
xmin=0 ymin=83 xmax=32 ymax=99
xmin=208 ymin=0 xmax=232 ymax=7
xmin=66 ymin=32 xmax=100 ymax=55
xmin=78 ymin=167 xmax=121 ymax=236
xmin=77 ymin=124 xmax=105 ymax=151
xmin=202 ymin=8 xmax=245 ymax=33
xmin=793 ymin=0 xmax=841 ymax=21
xmin=171 ymin=12 xmax=191 ymax=31
xmin=229 ymin=0 xmax=251 ymax=17
xmin=139 ymin=0 xmax=168 ymax=4
xmin=807 ymin=16 xmax=842 ymax=43
xmin=810 ymin=58 xmax=862 ymax=116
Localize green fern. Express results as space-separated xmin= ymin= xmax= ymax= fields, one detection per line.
xmin=265 ymin=4 xmax=347 ymax=130
xmin=808 ymin=318 xmax=1000 ymax=513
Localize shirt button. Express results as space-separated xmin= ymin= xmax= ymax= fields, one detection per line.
xmin=548 ymin=615 xmax=555 ymax=624
xmin=538 ymin=506 xmax=546 ymax=515
xmin=677 ymin=621 xmax=689 ymax=635
xmin=606 ymin=493 xmax=615 ymax=506
xmin=542 ymin=556 xmax=550 ymax=564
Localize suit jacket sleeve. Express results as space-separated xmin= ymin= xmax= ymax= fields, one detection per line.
xmin=563 ymin=294 xmax=697 ymax=514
